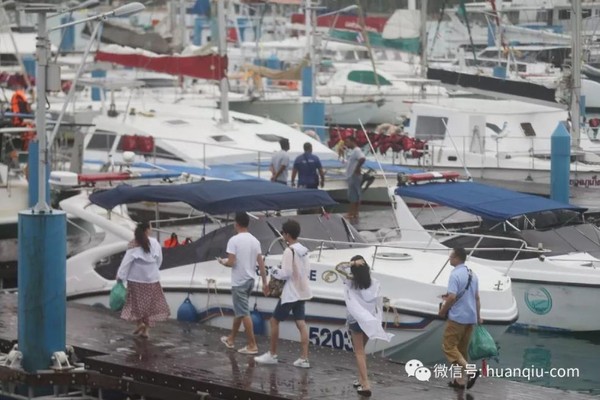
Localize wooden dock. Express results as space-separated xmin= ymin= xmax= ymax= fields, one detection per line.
xmin=0 ymin=293 xmax=594 ymax=400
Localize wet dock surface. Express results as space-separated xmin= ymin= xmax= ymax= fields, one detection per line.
xmin=0 ymin=293 xmax=594 ymax=399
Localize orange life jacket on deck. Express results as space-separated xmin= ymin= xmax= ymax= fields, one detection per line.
xmin=11 ymin=90 xmax=30 ymax=127
xmin=163 ymin=237 xmax=179 ymax=248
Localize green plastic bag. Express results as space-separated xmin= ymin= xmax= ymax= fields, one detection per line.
xmin=109 ymin=281 xmax=127 ymax=311
xmin=468 ymin=325 xmax=498 ymax=360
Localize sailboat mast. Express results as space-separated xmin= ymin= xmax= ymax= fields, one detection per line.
xmin=420 ymin=0 xmax=427 ymax=80
xmin=218 ymin=0 xmax=229 ymax=124
xmin=571 ymin=0 xmax=582 ymax=148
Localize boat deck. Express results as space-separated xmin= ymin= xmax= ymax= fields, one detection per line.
xmin=0 ymin=294 xmax=594 ymax=400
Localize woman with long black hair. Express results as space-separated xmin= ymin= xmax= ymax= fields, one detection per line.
xmin=117 ymin=222 xmax=170 ymax=338
xmin=336 ymin=255 xmax=393 ymax=397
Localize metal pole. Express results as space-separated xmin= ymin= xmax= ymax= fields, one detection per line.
xmin=217 ymin=0 xmax=229 ymax=124
xmin=35 ymin=12 xmax=50 ymax=212
xmin=571 ymin=0 xmax=582 ymax=148
xmin=310 ymin=4 xmax=316 ymax=101
xmin=420 ymin=0 xmax=428 ymax=80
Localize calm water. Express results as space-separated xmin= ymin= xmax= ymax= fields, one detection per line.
xmin=491 ymin=328 xmax=600 ymax=395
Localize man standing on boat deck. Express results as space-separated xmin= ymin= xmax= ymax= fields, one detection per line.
xmin=291 ymin=142 xmax=325 ymax=189
xmin=218 ymin=212 xmax=268 ymax=355
xmin=345 ymin=136 xmax=365 ymax=221
xmin=270 ymin=138 xmax=290 ymax=184
xmin=439 ymin=247 xmax=482 ymax=390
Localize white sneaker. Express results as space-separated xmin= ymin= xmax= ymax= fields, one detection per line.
xmin=293 ymin=358 xmax=310 ymax=368
xmin=254 ymin=351 xmax=278 ymax=364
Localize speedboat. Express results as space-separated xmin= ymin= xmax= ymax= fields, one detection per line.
xmin=391 ymin=175 xmax=600 ymax=331
xmin=62 ymin=179 xmax=518 ymax=363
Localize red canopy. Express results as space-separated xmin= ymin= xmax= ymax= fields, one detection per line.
xmin=95 ymin=51 xmax=228 ymax=80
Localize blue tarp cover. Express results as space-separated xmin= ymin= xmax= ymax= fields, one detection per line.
xmin=89 ymin=179 xmax=336 ymax=214
xmin=395 ymin=181 xmax=586 ymax=221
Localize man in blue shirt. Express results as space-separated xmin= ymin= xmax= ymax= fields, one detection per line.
xmin=291 ymin=142 xmax=325 ymax=189
xmin=438 ymin=247 xmax=481 ymax=389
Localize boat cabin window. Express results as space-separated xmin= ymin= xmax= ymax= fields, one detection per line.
xmin=347 ymin=70 xmax=392 ymax=86
xmin=233 ymin=116 xmax=260 ymax=124
xmin=166 ymin=119 xmax=189 ymax=125
xmin=486 ymin=123 xmax=502 ymax=134
xmin=414 ymin=116 xmax=448 ymax=140
xmin=0 ymin=54 xmax=19 ymax=66
xmin=86 ymin=131 xmax=117 ymax=151
xmin=211 ymin=135 xmax=234 ymax=142
xmin=521 ymin=123 xmax=536 ymax=137
xmin=558 ymin=9 xmax=570 ymax=20
xmin=153 ymin=146 xmax=184 ymax=161
xmin=256 ymin=134 xmax=285 ymax=142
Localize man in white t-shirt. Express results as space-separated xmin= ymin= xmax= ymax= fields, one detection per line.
xmin=345 ymin=136 xmax=366 ymax=221
xmin=218 ymin=212 xmax=268 ymax=354
xmin=270 ymin=138 xmax=290 ymax=185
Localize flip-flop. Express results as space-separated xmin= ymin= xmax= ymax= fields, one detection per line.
xmin=467 ymin=371 xmax=480 ymax=389
xmin=220 ymin=336 xmax=234 ymax=349
xmin=448 ymin=380 xmax=465 ymax=389
xmin=237 ymin=346 xmax=258 ymax=355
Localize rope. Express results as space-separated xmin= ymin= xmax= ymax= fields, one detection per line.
xmin=206 ymin=278 xmax=224 ymax=317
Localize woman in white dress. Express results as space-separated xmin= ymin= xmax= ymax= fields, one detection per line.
xmin=336 ymin=255 xmax=393 ymax=397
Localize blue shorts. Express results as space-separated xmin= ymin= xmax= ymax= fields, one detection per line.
xmin=272 ymin=299 xmax=306 ymax=322
xmin=349 ymin=322 xmax=363 ymax=334
xmin=232 ymin=279 xmax=255 ymax=317
xmin=347 ymin=175 xmax=362 ymax=203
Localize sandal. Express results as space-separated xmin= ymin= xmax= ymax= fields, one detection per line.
xmin=220 ymin=336 xmax=235 ymax=349
xmin=133 ymin=323 xmax=146 ymax=336
xmin=448 ymin=380 xmax=465 ymax=389
xmin=467 ymin=371 xmax=480 ymax=389
xmin=356 ymin=385 xmax=372 ymax=397
xmin=237 ymin=346 xmax=258 ymax=355
xmin=139 ymin=326 xmax=149 ymax=339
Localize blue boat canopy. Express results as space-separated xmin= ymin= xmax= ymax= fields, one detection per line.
xmin=89 ymin=179 xmax=336 ymax=214
xmin=395 ymin=181 xmax=586 ymax=221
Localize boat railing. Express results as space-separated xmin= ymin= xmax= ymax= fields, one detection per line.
xmin=149 ymin=215 xmax=219 ymax=242
xmin=65 ymin=218 xmax=95 ymax=255
xmin=379 ymin=226 xmax=546 ymax=276
xmin=134 ymin=135 xmax=276 ymax=179
xmin=265 ymin=231 xmax=544 ymax=279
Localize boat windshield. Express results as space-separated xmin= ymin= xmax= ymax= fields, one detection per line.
xmin=93 ymin=214 xmax=366 ymax=280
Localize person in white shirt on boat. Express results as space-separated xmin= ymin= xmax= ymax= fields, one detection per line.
xmin=270 ymin=138 xmax=290 ymax=185
xmin=335 ymin=255 xmax=393 ymax=398
xmin=218 ymin=212 xmax=268 ymax=355
xmin=344 ymin=136 xmax=366 ymax=221
xmin=117 ymin=222 xmax=170 ymax=339
xmin=255 ymin=219 xmax=313 ymax=368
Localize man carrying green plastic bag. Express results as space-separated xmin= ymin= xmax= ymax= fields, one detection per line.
xmin=438 ymin=248 xmax=482 ymax=390
xmin=109 ymin=281 xmax=127 ymax=311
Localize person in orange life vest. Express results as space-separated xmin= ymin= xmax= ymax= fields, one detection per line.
xmin=163 ymin=232 xmax=180 ymax=248
xmin=11 ymin=84 xmax=31 ymax=127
